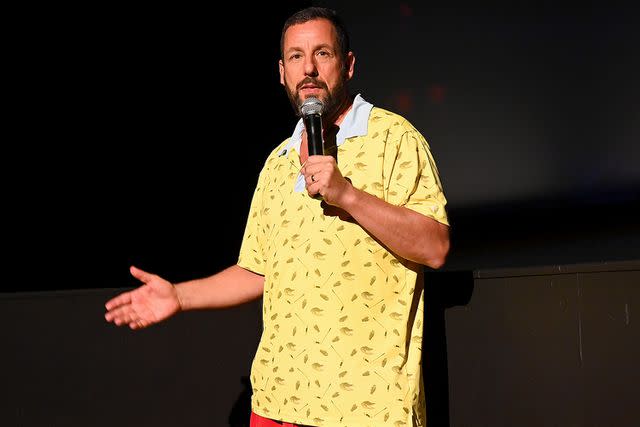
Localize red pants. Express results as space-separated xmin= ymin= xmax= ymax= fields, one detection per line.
xmin=250 ymin=411 xmax=312 ymax=427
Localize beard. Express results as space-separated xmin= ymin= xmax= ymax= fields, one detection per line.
xmin=284 ymin=73 xmax=348 ymax=121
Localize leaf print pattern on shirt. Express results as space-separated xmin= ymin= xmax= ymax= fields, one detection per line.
xmin=238 ymin=106 xmax=448 ymax=426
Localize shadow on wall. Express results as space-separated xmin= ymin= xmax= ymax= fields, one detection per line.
xmin=229 ymin=375 xmax=253 ymax=427
xmin=423 ymin=270 xmax=474 ymax=427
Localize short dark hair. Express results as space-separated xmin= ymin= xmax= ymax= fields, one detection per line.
xmin=280 ymin=7 xmax=350 ymax=62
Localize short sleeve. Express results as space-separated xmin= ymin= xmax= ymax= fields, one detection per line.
xmin=383 ymin=125 xmax=449 ymax=226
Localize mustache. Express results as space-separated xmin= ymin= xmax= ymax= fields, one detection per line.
xmin=296 ymin=78 xmax=327 ymax=91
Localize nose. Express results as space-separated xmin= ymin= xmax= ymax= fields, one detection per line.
xmin=303 ymin=55 xmax=318 ymax=77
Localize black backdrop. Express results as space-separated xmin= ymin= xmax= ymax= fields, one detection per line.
xmin=11 ymin=2 xmax=309 ymax=293
xmin=9 ymin=1 xmax=639 ymax=293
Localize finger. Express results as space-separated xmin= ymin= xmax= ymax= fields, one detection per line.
xmin=306 ymin=173 xmax=322 ymax=187
xmin=305 ymin=155 xmax=327 ymax=165
xmin=307 ymin=181 xmax=322 ymax=197
xmin=105 ymin=291 xmax=132 ymax=311
xmin=116 ymin=312 xmax=139 ymax=326
xmin=130 ymin=265 xmax=154 ymax=284
xmin=303 ymin=169 xmax=322 ymax=186
xmin=105 ymin=305 xmax=137 ymax=323
xmin=303 ymin=163 xmax=323 ymax=175
xmin=130 ymin=318 xmax=148 ymax=330
xmin=305 ymin=173 xmax=316 ymax=185
xmin=129 ymin=321 xmax=141 ymax=330
xmin=106 ymin=304 xmax=133 ymax=321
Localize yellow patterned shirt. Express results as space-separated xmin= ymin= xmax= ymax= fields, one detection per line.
xmin=238 ymin=94 xmax=448 ymax=426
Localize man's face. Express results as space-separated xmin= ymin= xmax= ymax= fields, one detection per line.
xmin=279 ymin=18 xmax=354 ymax=118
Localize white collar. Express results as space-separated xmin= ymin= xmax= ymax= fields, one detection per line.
xmin=278 ymin=93 xmax=374 ymax=157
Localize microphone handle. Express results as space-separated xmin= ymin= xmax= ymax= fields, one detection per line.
xmin=303 ymin=113 xmax=324 ymax=200
xmin=303 ymin=113 xmax=324 ymax=156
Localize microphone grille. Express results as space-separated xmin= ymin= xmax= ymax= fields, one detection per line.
xmin=300 ymin=97 xmax=324 ymax=116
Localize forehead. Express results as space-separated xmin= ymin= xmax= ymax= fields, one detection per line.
xmin=283 ymin=18 xmax=338 ymax=50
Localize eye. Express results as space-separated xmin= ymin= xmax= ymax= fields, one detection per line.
xmin=289 ymin=53 xmax=302 ymax=61
xmin=316 ymin=50 xmax=333 ymax=62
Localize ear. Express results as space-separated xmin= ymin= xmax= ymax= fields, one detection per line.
xmin=279 ymin=59 xmax=285 ymax=86
xmin=345 ymin=51 xmax=355 ymax=81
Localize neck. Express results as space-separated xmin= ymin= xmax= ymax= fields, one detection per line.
xmin=323 ymin=93 xmax=354 ymax=128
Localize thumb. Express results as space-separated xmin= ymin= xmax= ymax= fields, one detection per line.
xmin=130 ymin=265 xmax=154 ymax=284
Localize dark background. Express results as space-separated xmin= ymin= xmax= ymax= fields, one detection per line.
xmin=9 ymin=0 xmax=639 ymax=293
xmin=4 ymin=3 xmax=639 ymax=427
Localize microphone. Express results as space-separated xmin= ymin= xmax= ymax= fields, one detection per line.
xmin=301 ymin=97 xmax=324 ymax=156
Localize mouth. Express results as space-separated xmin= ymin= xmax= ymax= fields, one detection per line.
xmin=298 ymin=78 xmax=326 ymax=93
xmin=299 ymin=85 xmax=323 ymax=96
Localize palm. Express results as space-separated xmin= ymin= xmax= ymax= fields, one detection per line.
xmin=105 ymin=266 xmax=181 ymax=329
xmin=130 ymin=278 xmax=180 ymax=323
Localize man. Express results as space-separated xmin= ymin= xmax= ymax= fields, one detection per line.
xmin=105 ymin=7 xmax=449 ymax=427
